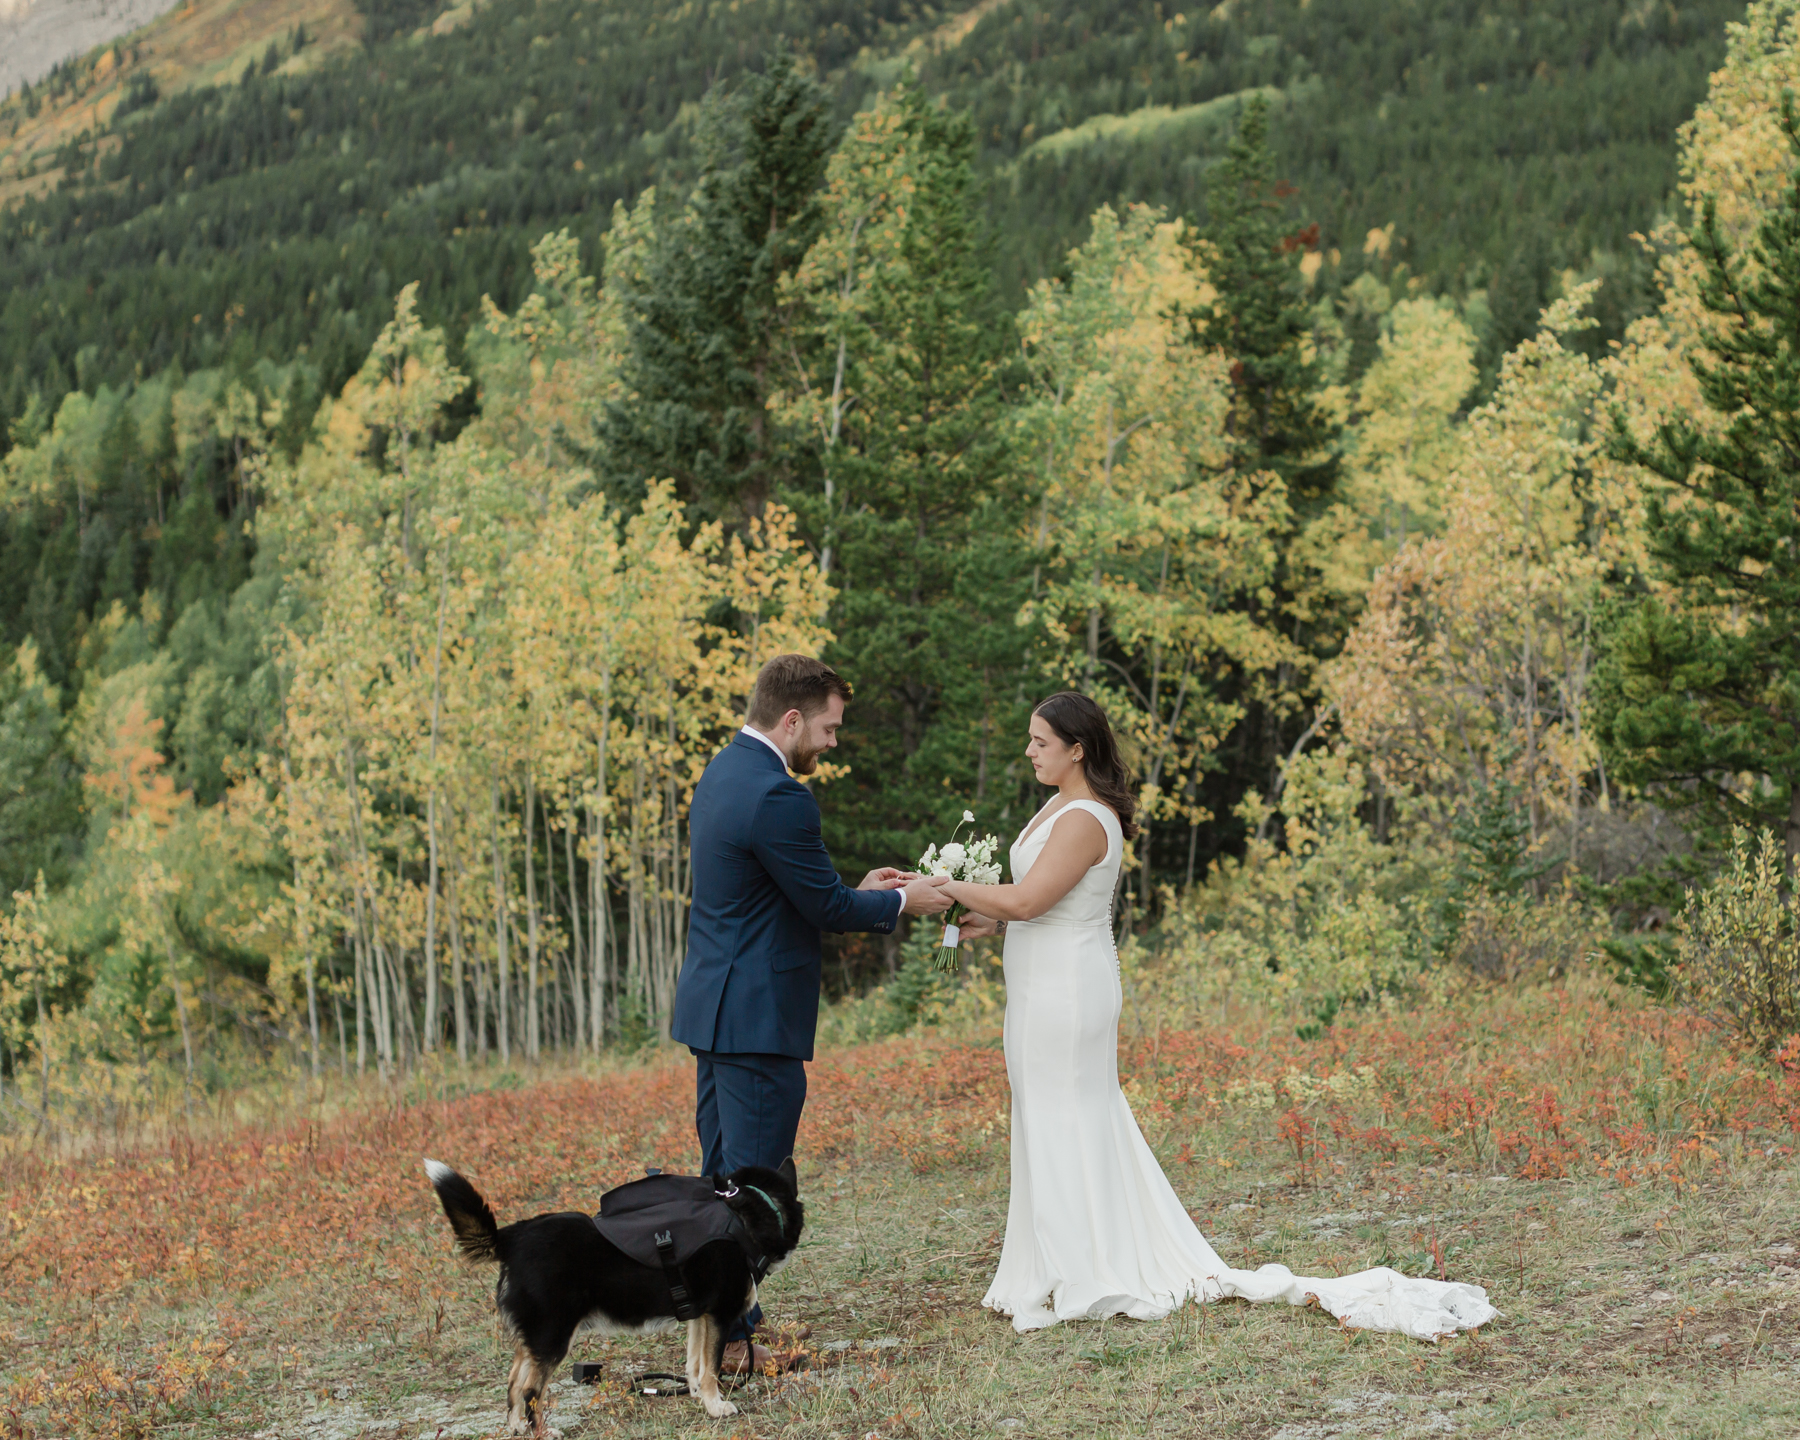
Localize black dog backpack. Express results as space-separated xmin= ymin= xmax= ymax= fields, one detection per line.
xmin=591 ymin=1171 xmax=779 ymax=1320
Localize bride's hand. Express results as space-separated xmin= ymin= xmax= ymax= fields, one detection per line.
xmin=957 ymin=911 xmax=1000 ymax=940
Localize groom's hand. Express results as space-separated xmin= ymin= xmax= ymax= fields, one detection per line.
xmin=899 ymin=874 xmax=953 ymax=916
xmin=858 ymin=866 xmax=909 ymax=891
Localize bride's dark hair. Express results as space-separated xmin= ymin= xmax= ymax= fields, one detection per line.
xmin=1033 ymin=692 xmax=1138 ymax=839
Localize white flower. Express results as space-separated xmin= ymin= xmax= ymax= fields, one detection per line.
xmin=963 ymin=810 xmax=975 ymax=823
xmin=920 ymin=829 xmax=1001 ymax=888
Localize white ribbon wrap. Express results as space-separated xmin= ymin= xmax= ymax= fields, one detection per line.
xmin=942 ymin=924 xmax=961 ymax=949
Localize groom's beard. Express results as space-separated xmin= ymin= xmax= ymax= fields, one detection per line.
xmin=789 ymin=742 xmax=824 ymax=775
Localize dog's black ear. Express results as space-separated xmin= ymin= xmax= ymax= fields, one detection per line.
xmin=778 ymin=1156 xmax=798 ymax=1191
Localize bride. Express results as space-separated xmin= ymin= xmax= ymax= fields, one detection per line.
xmin=942 ymin=692 xmax=1496 ymax=1341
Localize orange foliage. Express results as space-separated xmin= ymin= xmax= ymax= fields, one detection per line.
xmin=6 ymin=1335 xmax=243 ymax=1440
xmin=814 ymin=988 xmax=1800 ymax=1189
xmin=80 ymin=699 xmax=180 ymax=827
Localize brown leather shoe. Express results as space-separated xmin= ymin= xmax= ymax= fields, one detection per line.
xmin=720 ymin=1340 xmax=771 ymax=1376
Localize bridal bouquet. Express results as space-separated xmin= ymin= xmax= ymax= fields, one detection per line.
xmin=918 ymin=810 xmax=1002 ymax=972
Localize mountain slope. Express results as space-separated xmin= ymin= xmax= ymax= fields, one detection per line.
xmin=958 ymin=0 xmax=1745 ymax=321
xmin=0 ymin=0 xmax=362 ymax=207
xmin=0 ymin=0 xmax=947 ymax=434
xmin=0 ymin=0 xmax=1750 ymax=447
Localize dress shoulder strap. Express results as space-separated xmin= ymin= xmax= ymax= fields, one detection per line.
xmin=1060 ymin=799 xmax=1122 ymax=861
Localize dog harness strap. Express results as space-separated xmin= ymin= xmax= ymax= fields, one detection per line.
xmin=723 ymin=1210 xmax=771 ymax=1282
xmin=654 ymin=1229 xmax=699 ymax=1322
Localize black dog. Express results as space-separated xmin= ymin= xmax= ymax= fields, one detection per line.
xmin=423 ymin=1158 xmax=804 ymax=1430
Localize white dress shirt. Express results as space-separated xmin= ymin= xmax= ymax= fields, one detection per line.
xmin=739 ymin=723 xmax=790 ymax=766
xmin=740 ymin=725 xmax=906 ymax=921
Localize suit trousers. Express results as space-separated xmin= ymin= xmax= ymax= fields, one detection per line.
xmin=691 ymin=1048 xmax=808 ymax=1343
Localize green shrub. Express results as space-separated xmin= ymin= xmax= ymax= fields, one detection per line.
xmin=1449 ymin=885 xmax=1601 ymax=983
xmin=1145 ymin=752 xmax=1446 ymax=1029
xmin=1674 ymin=827 xmax=1800 ymax=1053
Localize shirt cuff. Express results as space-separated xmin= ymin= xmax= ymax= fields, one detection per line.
xmin=892 ymin=888 xmax=907 ymax=920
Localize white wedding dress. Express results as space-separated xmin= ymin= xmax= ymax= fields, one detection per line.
xmin=981 ymin=798 xmax=1498 ymax=1342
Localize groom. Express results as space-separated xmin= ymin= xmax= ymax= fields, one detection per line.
xmin=671 ymin=654 xmax=950 ymax=1371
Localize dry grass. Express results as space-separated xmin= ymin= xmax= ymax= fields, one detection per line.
xmin=4 ymin=974 xmax=1800 ymax=1438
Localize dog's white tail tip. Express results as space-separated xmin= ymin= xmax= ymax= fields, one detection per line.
xmin=423 ymin=1158 xmax=455 ymax=1185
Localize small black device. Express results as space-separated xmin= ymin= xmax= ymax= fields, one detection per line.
xmin=570 ymin=1361 xmax=605 ymax=1385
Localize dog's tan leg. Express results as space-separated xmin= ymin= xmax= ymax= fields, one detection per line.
xmin=692 ymin=1314 xmax=738 ymax=1420
xmin=505 ymin=1345 xmax=563 ymax=1437
xmin=506 ymin=1344 xmax=534 ymax=1435
xmin=528 ymin=1352 xmax=562 ymax=1439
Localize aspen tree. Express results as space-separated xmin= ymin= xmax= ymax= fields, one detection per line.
xmin=1016 ymin=204 xmax=1289 ymax=897
xmin=0 ymin=877 xmax=68 ymax=1134
xmin=1329 ymin=286 xmax=1621 ymax=862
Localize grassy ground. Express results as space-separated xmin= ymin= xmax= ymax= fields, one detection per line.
xmin=5 ymin=977 xmax=1800 ymax=1438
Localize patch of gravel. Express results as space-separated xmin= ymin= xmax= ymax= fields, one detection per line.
xmin=1269 ymin=1388 xmax=1466 ymax=1439
xmin=272 ymin=1381 xmax=560 ymax=1440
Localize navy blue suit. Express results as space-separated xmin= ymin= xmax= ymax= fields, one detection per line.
xmin=671 ymin=731 xmax=900 ymax=1341
xmin=673 ymin=732 xmax=899 ymax=1060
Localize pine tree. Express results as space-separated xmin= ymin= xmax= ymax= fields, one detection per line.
xmin=600 ymin=49 xmax=834 ymax=523
xmin=1449 ymin=770 xmax=1543 ymax=899
xmin=273 ymin=369 xmax=319 ymax=461
xmin=1181 ymin=95 xmax=1342 ymax=822
xmin=1599 ymin=97 xmax=1800 ymax=871
xmin=778 ymin=85 xmax=1036 ymax=886
xmin=0 ymin=641 xmax=81 ymax=897
xmin=1185 ymin=95 xmax=1339 ymax=513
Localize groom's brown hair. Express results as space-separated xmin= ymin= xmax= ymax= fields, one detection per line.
xmin=747 ymin=654 xmax=854 ymax=728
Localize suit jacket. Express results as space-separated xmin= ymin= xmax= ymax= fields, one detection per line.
xmin=671 ymin=732 xmax=899 ymax=1060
